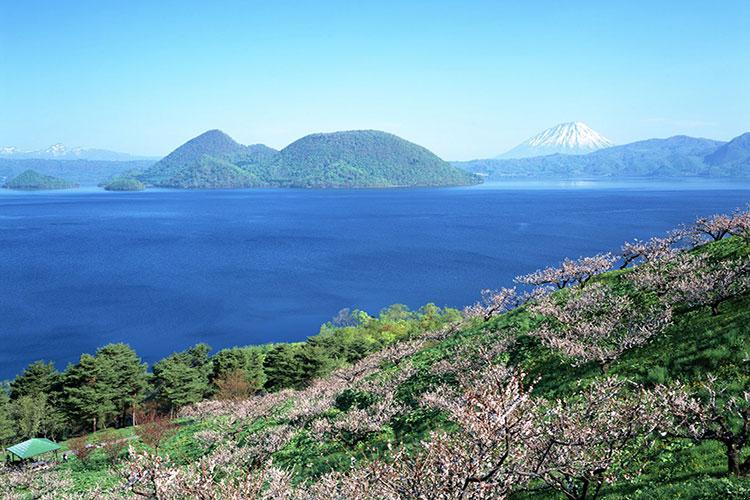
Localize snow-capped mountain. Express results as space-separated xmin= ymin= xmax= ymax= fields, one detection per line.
xmin=44 ymin=143 xmax=84 ymax=157
xmin=0 ymin=144 xmax=156 ymax=161
xmin=497 ymin=122 xmax=614 ymax=159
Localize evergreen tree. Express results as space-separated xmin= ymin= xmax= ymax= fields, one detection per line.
xmin=211 ymin=347 xmax=266 ymax=394
xmin=62 ymin=354 xmax=117 ymax=433
xmin=296 ymin=340 xmax=336 ymax=383
xmin=243 ymin=349 xmax=267 ymax=392
xmin=263 ymin=344 xmax=304 ymax=391
xmin=152 ymin=344 xmax=212 ymax=414
xmin=9 ymin=361 xmax=60 ymax=400
xmin=94 ymin=343 xmax=147 ymax=426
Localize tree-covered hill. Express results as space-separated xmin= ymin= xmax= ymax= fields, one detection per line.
xmin=271 ymin=130 xmax=480 ymax=188
xmin=2 ymin=169 xmax=78 ymax=190
xmin=139 ymin=129 xmax=480 ymax=189
xmin=4 ymin=209 xmax=750 ymax=498
xmin=138 ymin=129 xmax=253 ymax=187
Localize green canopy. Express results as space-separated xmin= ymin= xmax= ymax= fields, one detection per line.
xmin=6 ymin=438 xmax=61 ymax=460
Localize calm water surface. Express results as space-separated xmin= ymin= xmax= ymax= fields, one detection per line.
xmin=1 ymin=180 xmax=749 ymax=378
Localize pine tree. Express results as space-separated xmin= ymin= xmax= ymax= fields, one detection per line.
xmin=152 ymin=344 xmax=212 ymax=414
xmin=211 ymin=347 xmax=266 ymax=394
xmin=94 ymin=344 xmax=147 ymax=426
xmin=263 ymin=344 xmax=304 ymax=391
xmin=63 ymin=354 xmax=117 ymax=433
xmin=9 ymin=360 xmax=60 ymax=400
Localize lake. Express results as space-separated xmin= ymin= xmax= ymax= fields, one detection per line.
xmin=1 ymin=180 xmax=749 ymax=379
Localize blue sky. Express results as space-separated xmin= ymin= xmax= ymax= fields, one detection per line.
xmin=1 ymin=0 xmax=748 ymax=159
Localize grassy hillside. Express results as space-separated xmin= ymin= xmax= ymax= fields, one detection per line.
xmin=3 ymin=220 xmax=750 ymax=498
xmin=140 ymin=129 xmax=480 ymax=189
xmin=2 ymin=169 xmax=78 ymax=190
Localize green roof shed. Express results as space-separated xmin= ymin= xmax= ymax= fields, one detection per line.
xmin=6 ymin=438 xmax=61 ymax=460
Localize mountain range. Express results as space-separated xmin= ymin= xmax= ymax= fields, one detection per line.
xmin=456 ymin=132 xmax=750 ymax=179
xmin=137 ymin=129 xmax=479 ymax=189
xmin=497 ymin=122 xmax=614 ymax=159
xmin=2 ymin=126 xmax=749 ymax=189
xmin=0 ymin=143 xmax=156 ymax=161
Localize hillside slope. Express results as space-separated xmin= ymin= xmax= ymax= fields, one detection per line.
xmin=10 ymin=213 xmax=750 ymax=498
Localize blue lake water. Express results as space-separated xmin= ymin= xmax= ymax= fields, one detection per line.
xmin=1 ymin=180 xmax=749 ymax=379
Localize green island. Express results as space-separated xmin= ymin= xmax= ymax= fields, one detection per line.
xmin=102 ymin=177 xmax=146 ymax=191
xmin=138 ymin=129 xmax=481 ymax=189
xmin=3 ymin=210 xmax=750 ymax=498
xmin=2 ymin=169 xmax=78 ymax=190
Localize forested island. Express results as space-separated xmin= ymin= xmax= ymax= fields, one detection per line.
xmin=102 ymin=177 xmax=146 ymax=191
xmin=3 ymin=208 xmax=750 ymax=497
xmin=2 ymin=169 xmax=78 ymax=190
xmin=138 ymin=129 xmax=480 ymax=189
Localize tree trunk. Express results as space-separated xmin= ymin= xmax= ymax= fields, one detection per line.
xmin=93 ymin=417 xmax=97 ymax=433
xmin=727 ymin=442 xmax=741 ymax=476
xmin=711 ymin=302 xmax=720 ymax=316
xmin=578 ymin=478 xmax=590 ymax=500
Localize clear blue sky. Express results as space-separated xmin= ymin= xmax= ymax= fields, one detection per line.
xmin=1 ymin=0 xmax=748 ymax=160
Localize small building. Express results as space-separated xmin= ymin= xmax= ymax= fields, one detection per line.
xmin=6 ymin=438 xmax=61 ymax=462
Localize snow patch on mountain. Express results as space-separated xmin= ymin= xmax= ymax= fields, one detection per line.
xmin=0 ymin=144 xmax=156 ymax=161
xmin=498 ymin=122 xmax=614 ymax=159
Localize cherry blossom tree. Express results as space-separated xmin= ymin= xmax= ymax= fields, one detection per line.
xmin=619 ymin=228 xmax=687 ymax=269
xmin=137 ymin=415 xmax=177 ymax=453
xmin=516 ymin=254 xmax=616 ymax=290
xmin=0 ymin=465 xmax=74 ymax=500
xmin=464 ymin=287 xmax=546 ymax=322
xmin=523 ymin=378 xmax=659 ymax=500
xmin=629 ymin=252 xmax=750 ymax=315
xmin=694 ymin=212 xmax=739 ymax=242
xmin=464 ymin=287 xmax=523 ymax=321
xmin=650 ymin=377 xmax=750 ymax=476
xmin=343 ymin=363 xmax=538 ymax=499
xmin=530 ymin=283 xmax=672 ymax=371
xmin=729 ymin=209 xmax=750 ymax=244
xmin=124 ymin=425 xmax=296 ymax=498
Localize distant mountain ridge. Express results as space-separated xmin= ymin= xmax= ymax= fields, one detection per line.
xmin=140 ymin=129 xmax=479 ymax=189
xmin=0 ymin=143 xmax=157 ymax=161
xmin=498 ymin=122 xmax=614 ymax=159
xmin=455 ymin=133 xmax=749 ymax=179
xmin=704 ymin=132 xmax=750 ymax=167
